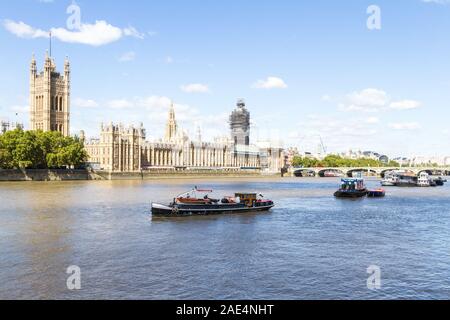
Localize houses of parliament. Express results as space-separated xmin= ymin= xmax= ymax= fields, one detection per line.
xmin=27 ymin=52 xmax=284 ymax=173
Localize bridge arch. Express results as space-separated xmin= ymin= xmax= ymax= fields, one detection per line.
xmin=380 ymin=168 xmax=400 ymax=178
xmin=346 ymin=168 xmax=378 ymax=177
xmin=293 ymin=169 xmax=316 ymax=177
xmin=417 ymin=169 xmax=447 ymax=176
xmin=317 ymin=168 xmax=345 ymax=178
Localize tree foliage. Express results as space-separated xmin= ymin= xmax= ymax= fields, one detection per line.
xmin=292 ymin=154 xmax=400 ymax=168
xmin=0 ymin=129 xmax=87 ymax=169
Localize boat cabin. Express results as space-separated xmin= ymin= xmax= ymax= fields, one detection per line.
xmin=339 ymin=178 xmax=366 ymax=191
xmin=235 ymin=193 xmax=258 ymax=207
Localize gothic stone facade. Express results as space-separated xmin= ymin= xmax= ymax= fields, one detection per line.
xmin=85 ymin=101 xmax=284 ymax=173
xmin=30 ymin=52 xmax=70 ymax=136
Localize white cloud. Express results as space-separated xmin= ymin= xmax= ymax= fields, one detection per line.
xmin=339 ymin=88 xmax=422 ymax=113
xmin=123 ymin=26 xmax=145 ymax=39
xmin=3 ymin=20 xmax=144 ymax=46
xmin=3 ymin=20 xmax=48 ymax=38
xmin=389 ymin=100 xmax=421 ymax=110
xmin=138 ymin=96 xmax=172 ymax=109
xmin=180 ymin=83 xmax=210 ymax=93
xmin=340 ymin=88 xmax=389 ymax=112
xmin=366 ymin=116 xmax=380 ymax=124
xmin=321 ymin=94 xmax=332 ymax=102
xmin=165 ymin=56 xmax=174 ymax=64
xmin=119 ymin=51 xmax=136 ymax=62
xmin=73 ymin=98 xmax=99 ymax=108
xmin=388 ymin=122 xmax=421 ymax=130
xmin=106 ymin=99 xmax=134 ymax=109
xmin=50 ymin=21 xmax=123 ymax=46
xmin=252 ymin=76 xmax=288 ymax=89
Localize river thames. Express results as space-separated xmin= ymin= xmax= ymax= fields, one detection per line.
xmin=0 ymin=177 xmax=449 ymax=300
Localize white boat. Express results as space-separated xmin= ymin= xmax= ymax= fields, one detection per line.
xmin=417 ymin=172 xmax=431 ymax=187
xmin=381 ymin=172 xmax=399 ymax=186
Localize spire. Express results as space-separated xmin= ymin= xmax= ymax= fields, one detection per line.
xmin=169 ymin=101 xmax=176 ymax=121
xmin=196 ymin=126 xmax=202 ymax=142
xmin=165 ymin=101 xmax=178 ymax=142
xmin=64 ymin=55 xmax=70 ymax=73
xmin=30 ymin=53 xmax=36 ymax=71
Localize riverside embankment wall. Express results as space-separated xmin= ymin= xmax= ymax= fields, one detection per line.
xmin=0 ymin=169 xmax=103 ymax=181
xmin=0 ymin=169 xmax=270 ymax=181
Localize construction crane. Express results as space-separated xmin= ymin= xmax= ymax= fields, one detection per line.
xmin=296 ymin=134 xmax=328 ymax=155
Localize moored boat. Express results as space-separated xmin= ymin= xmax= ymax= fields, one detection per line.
xmin=381 ymin=171 xmax=399 ymax=186
xmin=434 ymin=177 xmax=447 ymax=186
xmin=334 ymin=178 xmax=368 ymax=198
xmin=394 ymin=174 xmax=418 ymax=187
xmin=324 ymin=170 xmax=344 ymax=178
xmin=367 ymin=189 xmax=386 ymax=198
xmin=417 ymin=172 xmax=431 ymax=187
xmin=151 ymin=187 xmax=275 ymax=216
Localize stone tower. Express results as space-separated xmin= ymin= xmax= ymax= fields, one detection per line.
xmin=30 ymin=52 xmax=70 ymax=136
xmin=229 ymin=99 xmax=250 ymax=146
xmin=164 ymin=102 xmax=178 ymax=142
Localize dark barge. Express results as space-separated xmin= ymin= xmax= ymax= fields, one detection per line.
xmin=151 ymin=188 xmax=274 ymax=216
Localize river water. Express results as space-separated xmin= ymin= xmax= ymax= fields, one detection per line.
xmin=0 ymin=177 xmax=449 ymax=300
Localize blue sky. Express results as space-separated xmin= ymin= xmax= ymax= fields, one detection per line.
xmin=0 ymin=0 xmax=449 ymax=157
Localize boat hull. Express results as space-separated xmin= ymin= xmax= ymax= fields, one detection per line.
xmin=334 ymin=190 xmax=368 ymax=198
xmin=367 ymin=190 xmax=386 ymax=198
xmin=151 ymin=202 xmax=275 ymax=217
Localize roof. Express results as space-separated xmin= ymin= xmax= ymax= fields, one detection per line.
xmin=341 ymin=178 xmax=364 ymax=182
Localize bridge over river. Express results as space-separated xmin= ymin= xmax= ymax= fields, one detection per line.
xmin=290 ymin=167 xmax=450 ymax=178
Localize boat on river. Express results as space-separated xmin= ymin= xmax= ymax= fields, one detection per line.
xmin=367 ymin=189 xmax=386 ymax=198
xmin=417 ymin=172 xmax=431 ymax=187
xmin=394 ymin=174 xmax=418 ymax=187
xmin=381 ymin=171 xmax=399 ymax=186
xmin=433 ymin=177 xmax=447 ymax=186
xmin=151 ymin=187 xmax=275 ymax=216
xmin=334 ymin=178 xmax=368 ymax=198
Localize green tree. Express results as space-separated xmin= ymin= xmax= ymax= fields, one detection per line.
xmin=0 ymin=129 xmax=88 ymax=169
xmin=291 ymin=154 xmax=399 ymax=168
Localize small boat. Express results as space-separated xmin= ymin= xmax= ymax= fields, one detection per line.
xmin=433 ymin=177 xmax=447 ymax=186
xmin=294 ymin=169 xmax=315 ymax=177
xmin=394 ymin=174 xmax=418 ymax=187
xmin=334 ymin=178 xmax=368 ymax=198
xmin=417 ymin=172 xmax=431 ymax=187
xmin=381 ymin=171 xmax=398 ymax=186
xmin=367 ymin=189 xmax=386 ymax=198
xmin=324 ymin=170 xmax=344 ymax=178
xmin=151 ymin=187 xmax=275 ymax=216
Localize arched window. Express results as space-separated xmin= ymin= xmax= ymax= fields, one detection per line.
xmin=59 ymin=97 xmax=63 ymax=111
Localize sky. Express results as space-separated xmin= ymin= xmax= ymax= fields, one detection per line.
xmin=0 ymin=0 xmax=449 ymax=158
